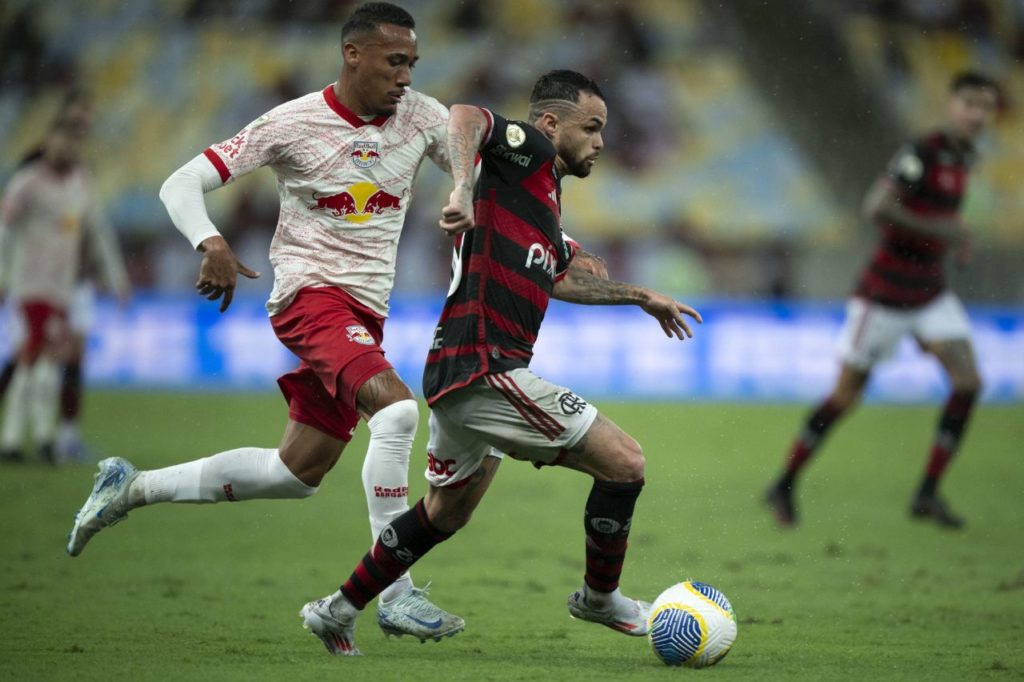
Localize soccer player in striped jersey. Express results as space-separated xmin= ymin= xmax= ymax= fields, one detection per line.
xmin=297 ymin=70 xmax=703 ymax=655
xmin=765 ymin=71 xmax=999 ymax=529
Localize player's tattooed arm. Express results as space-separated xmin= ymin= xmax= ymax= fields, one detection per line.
xmin=570 ymin=249 xmax=609 ymax=280
xmin=553 ymin=267 xmax=702 ymax=340
xmin=440 ymin=105 xmax=488 ymax=236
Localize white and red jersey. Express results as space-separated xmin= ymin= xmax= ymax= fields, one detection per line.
xmin=0 ymin=160 xmax=111 ymax=307
xmin=202 ymin=85 xmax=450 ymax=317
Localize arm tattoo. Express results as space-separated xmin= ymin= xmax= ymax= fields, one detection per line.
xmin=553 ymin=267 xmax=646 ymax=305
xmin=447 ymin=109 xmax=486 ymax=189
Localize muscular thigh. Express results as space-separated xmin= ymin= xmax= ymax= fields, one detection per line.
xmin=921 ymin=339 xmax=980 ymax=388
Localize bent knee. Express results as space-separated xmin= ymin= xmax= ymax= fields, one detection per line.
xmin=370 ymin=398 xmax=419 ymax=435
xmin=953 ymin=375 xmax=982 ymax=395
xmin=606 ymin=437 xmax=645 ymax=482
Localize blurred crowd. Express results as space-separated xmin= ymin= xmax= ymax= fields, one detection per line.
xmin=2 ymin=0 xmax=1023 ymax=302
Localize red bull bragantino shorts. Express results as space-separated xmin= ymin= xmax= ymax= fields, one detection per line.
xmin=271 ymin=286 xmax=392 ymax=442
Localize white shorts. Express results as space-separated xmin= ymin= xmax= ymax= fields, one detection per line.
xmin=837 ymin=291 xmax=972 ymax=370
xmin=425 ymin=368 xmax=599 ymax=488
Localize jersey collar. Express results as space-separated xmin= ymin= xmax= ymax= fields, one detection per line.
xmin=323 ymin=85 xmax=391 ymax=128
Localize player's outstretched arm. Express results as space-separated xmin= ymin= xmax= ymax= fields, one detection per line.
xmin=439 ymin=104 xmax=488 ymax=236
xmin=160 ymin=156 xmax=259 ymax=313
xmin=863 ymin=177 xmax=969 ymax=245
xmin=553 ymin=267 xmax=701 ymax=340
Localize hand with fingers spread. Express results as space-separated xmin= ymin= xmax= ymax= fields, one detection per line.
xmin=439 ymin=184 xmax=475 ymax=236
xmin=639 ymin=290 xmax=702 ymax=340
xmin=196 ymin=235 xmax=260 ymax=313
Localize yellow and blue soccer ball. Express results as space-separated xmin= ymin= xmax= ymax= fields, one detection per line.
xmin=647 ymin=580 xmax=737 ymax=668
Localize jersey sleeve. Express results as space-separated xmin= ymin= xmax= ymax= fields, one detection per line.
xmin=884 ymin=141 xmax=929 ymax=195
xmin=0 ymin=169 xmax=33 ymax=226
xmin=553 ymin=230 xmax=580 ymax=283
xmin=202 ymin=110 xmax=288 ymax=184
xmin=479 ymin=109 xmax=550 ymax=170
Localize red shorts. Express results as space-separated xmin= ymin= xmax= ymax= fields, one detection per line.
xmin=271 ymin=286 xmax=393 ymax=442
xmin=19 ymin=301 xmax=68 ymax=361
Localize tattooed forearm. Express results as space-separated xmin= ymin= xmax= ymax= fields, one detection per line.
xmin=446 ymin=105 xmax=487 ymax=189
xmin=552 ymin=267 xmax=647 ymax=305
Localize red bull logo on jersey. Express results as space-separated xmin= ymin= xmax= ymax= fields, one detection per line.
xmin=310 ymin=181 xmax=404 ymax=224
xmin=345 ymin=325 xmax=375 ymax=345
xmin=525 ymin=242 xmax=558 ymax=279
xmin=351 ymin=141 xmax=380 ymax=169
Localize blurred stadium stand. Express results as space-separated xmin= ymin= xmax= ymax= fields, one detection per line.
xmin=1 ymin=0 xmax=1022 ymax=302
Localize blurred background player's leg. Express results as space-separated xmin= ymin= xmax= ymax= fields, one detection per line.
xmin=909 ymin=338 xmax=982 ymax=528
xmin=56 ymin=283 xmax=95 ymax=461
xmin=766 ymin=364 xmax=868 ymax=526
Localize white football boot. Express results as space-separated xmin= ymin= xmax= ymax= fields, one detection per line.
xmin=377 ymin=583 xmax=465 ymax=642
xmin=567 ymin=585 xmax=651 ymax=636
xmin=300 ymin=591 xmax=361 ymax=656
xmin=67 ymin=457 xmax=138 ymax=556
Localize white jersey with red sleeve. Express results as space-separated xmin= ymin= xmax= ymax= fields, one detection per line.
xmin=201 ymin=85 xmax=449 ymax=317
xmin=0 ymin=160 xmax=93 ymax=307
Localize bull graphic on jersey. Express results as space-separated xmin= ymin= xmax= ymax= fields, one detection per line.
xmin=310 ymin=182 xmax=406 ymax=224
xmin=351 ymin=141 xmax=380 ymax=168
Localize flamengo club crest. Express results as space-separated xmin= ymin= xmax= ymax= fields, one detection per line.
xmin=351 ymin=141 xmax=380 ymax=168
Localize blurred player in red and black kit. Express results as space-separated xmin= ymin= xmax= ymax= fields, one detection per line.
xmin=765 ymin=71 xmax=999 ymax=529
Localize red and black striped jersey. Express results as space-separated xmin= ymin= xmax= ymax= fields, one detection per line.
xmin=423 ymin=109 xmax=578 ymax=404
xmin=854 ymin=131 xmax=974 ymax=309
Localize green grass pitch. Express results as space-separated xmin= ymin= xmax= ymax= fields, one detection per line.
xmin=1 ymin=392 xmax=1021 ymax=680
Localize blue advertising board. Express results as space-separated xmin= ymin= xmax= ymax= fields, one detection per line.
xmin=2 ymin=295 xmax=1021 ymax=403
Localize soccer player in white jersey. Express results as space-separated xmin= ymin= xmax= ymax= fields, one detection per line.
xmin=0 ymin=121 xmax=128 ymax=464
xmin=65 ymin=2 xmax=465 ymax=650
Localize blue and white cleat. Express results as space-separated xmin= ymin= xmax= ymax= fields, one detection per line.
xmin=66 ymin=457 xmax=138 ymax=557
xmin=300 ymin=592 xmax=362 ymax=656
xmin=567 ymin=585 xmax=652 ymax=637
xmin=377 ymin=584 xmax=465 ymax=642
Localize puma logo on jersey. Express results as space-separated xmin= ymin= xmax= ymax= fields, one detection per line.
xmin=525 ymin=243 xmax=558 ymax=278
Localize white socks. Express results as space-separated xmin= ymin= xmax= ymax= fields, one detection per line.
xmin=131 ymin=447 xmax=316 ymax=507
xmin=363 ymin=399 xmax=418 ymax=601
xmin=1 ymin=364 xmax=30 ymax=450
xmin=29 ymin=359 xmax=60 ymax=444
xmin=1 ymin=360 xmax=59 ymax=450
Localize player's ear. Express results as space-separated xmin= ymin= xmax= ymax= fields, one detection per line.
xmin=342 ymin=40 xmax=360 ymax=67
xmin=536 ymin=111 xmax=559 ymax=139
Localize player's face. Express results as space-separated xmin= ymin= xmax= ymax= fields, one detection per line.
xmin=948 ymin=86 xmax=997 ymax=141
xmin=553 ymin=92 xmax=607 ymax=179
xmin=43 ymin=129 xmax=82 ymax=173
xmin=345 ymin=24 xmax=419 ymax=116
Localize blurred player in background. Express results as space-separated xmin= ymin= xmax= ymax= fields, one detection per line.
xmin=298 ymin=70 xmax=702 ymax=656
xmin=0 ymin=89 xmax=132 ymax=462
xmin=0 ymin=110 xmax=130 ymax=464
xmin=765 ymin=71 xmax=999 ymax=530
xmin=66 ymin=1 xmax=466 ymax=648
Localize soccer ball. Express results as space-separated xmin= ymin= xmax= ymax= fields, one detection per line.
xmin=647 ymin=580 xmax=737 ymax=668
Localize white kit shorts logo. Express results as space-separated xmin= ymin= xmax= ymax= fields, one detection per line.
xmin=346 ymin=325 xmax=374 ymax=345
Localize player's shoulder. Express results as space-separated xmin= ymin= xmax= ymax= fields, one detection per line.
xmin=906 ymin=130 xmax=947 ymax=158
xmin=3 ymin=159 xmax=45 ymax=189
xmin=398 ymin=89 xmax=449 ymax=128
